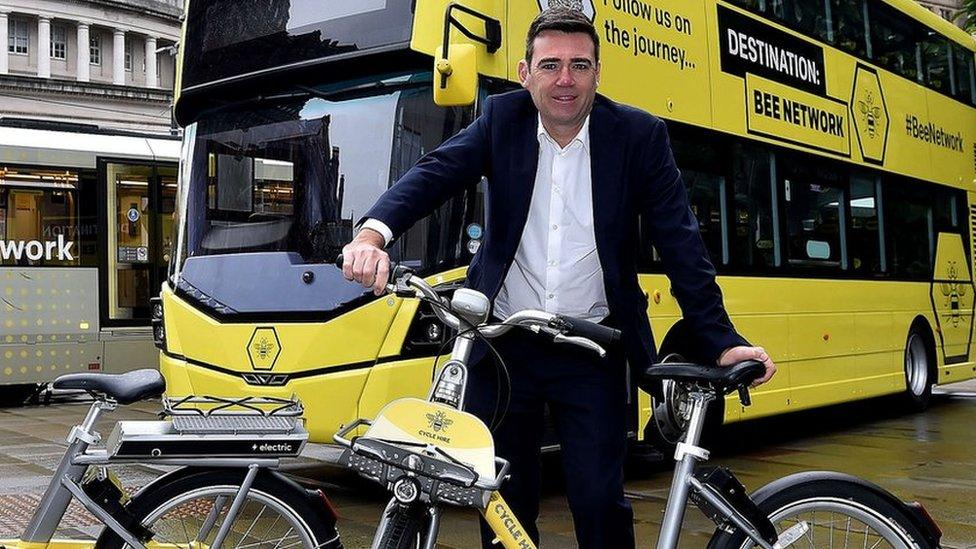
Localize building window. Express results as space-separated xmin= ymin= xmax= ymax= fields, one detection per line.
xmin=125 ymin=40 xmax=132 ymax=71
xmin=7 ymin=18 xmax=29 ymax=55
xmin=940 ymin=8 xmax=952 ymax=21
xmin=90 ymin=33 xmax=101 ymax=65
xmin=51 ymin=24 xmax=67 ymax=60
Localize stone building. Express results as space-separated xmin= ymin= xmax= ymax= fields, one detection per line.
xmin=0 ymin=0 xmax=181 ymax=134
xmin=917 ymin=0 xmax=969 ymax=28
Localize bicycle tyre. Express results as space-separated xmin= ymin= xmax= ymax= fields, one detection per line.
xmin=707 ymin=474 xmax=930 ymax=548
xmin=373 ymin=501 xmax=424 ymax=549
xmin=95 ymin=467 xmax=341 ymax=549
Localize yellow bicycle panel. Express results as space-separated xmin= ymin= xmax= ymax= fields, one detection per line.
xmin=364 ymin=397 xmax=496 ymax=480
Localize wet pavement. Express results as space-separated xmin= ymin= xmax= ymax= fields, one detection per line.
xmin=0 ymin=381 xmax=973 ymax=548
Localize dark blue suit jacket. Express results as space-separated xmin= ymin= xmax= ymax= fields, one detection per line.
xmin=365 ymin=89 xmax=747 ymax=368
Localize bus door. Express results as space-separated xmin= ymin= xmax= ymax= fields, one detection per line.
xmin=99 ymin=160 xmax=178 ymax=371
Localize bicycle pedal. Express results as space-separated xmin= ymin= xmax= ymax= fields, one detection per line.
xmin=773 ymin=521 xmax=809 ymax=549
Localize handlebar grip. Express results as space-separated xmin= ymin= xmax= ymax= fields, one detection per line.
xmin=560 ymin=317 xmax=622 ymax=345
xmin=335 ymin=253 xmax=412 ymax=287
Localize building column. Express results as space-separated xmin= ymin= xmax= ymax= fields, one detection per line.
xmin=144 ymin=36 xmax=157 ymax=88
xmin=38 ymin=16 xmax=51 ymax=78
xmin=76 ymin=22 xmax=89 ymax=82
xmin=0 ymin=12 xmax=9 ymax=75
xmin=113 ymin=29 xmax=125 ymax=85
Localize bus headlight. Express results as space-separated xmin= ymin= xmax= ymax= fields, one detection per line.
xmin=150 ymin=296 xmax=166 ymax=350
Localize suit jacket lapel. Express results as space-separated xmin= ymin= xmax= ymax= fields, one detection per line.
xmin=508 ymin=102 xmax=540 ymax=246
xmin=589 ymin=96 xmax=624 ymax=250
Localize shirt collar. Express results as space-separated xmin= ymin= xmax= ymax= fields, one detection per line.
xmin=537 ymin=114 xmax=590 ymax=153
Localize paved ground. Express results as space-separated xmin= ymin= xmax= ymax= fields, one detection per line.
xmin=0 ymin=380 xmax=974 ymax=548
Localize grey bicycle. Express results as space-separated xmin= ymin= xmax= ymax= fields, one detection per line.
xmin=332 ymin=259 xmax=943 ymax=549
xmin=4 ymin=370 xmax=341 ymax=549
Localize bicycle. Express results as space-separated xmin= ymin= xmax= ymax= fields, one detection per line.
xmin=1 ymin=370 xmax=341 ymax=549
xmin=332 ymin=258 xmax=944 ymax=549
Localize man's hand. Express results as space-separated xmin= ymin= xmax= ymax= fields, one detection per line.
xmin=341 ymin=228 xmax=390 ymax=296
xmin=718 ymin=346 xmax=776 ymax=387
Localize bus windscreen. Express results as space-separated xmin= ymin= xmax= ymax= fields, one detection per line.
xmin=181 ymin=0 xmax=414 ymax=90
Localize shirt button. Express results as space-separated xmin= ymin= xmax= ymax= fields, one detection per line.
xmin=547 ymin=293 xmax=555 ymax=299
xmin=552 ymin=224 xmax=558 ymax=230
xmin=548 ymin=260 xmax=557 ymax=266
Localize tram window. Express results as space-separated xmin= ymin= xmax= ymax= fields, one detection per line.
xmin=730 ymin=143 xmax=776 ymax=271
xmin=884 ymin=180 xmax=933 ymax=279
xmin=0 ymin=167 xmax=91 ymax=267
xmin=921 ymin=34 xmax=952 ymax=94
xmin=952 ymin=45 xmax=976 ymax=104
xmin=848 ymin=175 xmax=883 ymax=276
xmin=869 ymin=1 xmax=921 ymax=81
xmin=828 ymin=0 xmax=868 ymax=58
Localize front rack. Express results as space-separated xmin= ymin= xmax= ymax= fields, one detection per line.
xmin=163 ymin=396 xmax=304 ymax=435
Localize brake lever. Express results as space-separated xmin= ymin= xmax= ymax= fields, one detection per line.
xmin=553 ymin=334 xmax=607 ymax=357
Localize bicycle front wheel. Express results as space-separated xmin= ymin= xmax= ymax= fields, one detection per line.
xmin=95 ymin=468 xmax=341 ymax=549
xmin=708 ymin=474 xmax=931 ymax=549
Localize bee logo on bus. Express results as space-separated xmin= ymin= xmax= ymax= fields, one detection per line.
xmin=851 ymin=64 xmax=889 ymax=165
xmin=940 ymin=261 xmax=968 ymax=328
xmin=247 ymin=327 xmax=281 ymax=370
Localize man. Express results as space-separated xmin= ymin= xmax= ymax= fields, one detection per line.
xmin=342 ymin=7 xmax=776 ymax=548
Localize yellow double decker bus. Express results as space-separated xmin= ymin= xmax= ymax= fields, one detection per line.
xmin=158 ymin=0 xmax=976 ymax=449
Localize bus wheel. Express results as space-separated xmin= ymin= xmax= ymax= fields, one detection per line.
xmin=645 ymin=376 xmax=724 ymax=455
xmin=902 ymin=327 xmax=933 ymax=412
xmin=0 ymin=384 xmax=37 ymax=407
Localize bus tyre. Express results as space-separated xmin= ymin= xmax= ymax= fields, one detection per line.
xmin=902 ymin=326 xmax=933 ymax=412
xmin=707 ymin=473 xmax=929 ymax=548
xmin=645 ymin=377 xmax=724 ymax=456
xmin=95 ymin=468 xmax=341 ymax=549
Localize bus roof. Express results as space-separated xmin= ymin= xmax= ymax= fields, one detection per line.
xmin=886 ymin=0 xmax=976 ymax=51
xmin=0 ymin=127 xmax=181 ymax=169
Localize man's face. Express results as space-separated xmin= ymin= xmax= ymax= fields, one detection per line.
xmin=518 ymin=30 xmax=600 ymax=133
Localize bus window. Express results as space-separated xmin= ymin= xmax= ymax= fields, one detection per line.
xmin=933 ymin=187 xmax=961 ymax=232
xmin=828 ymin=0 xmax=868 ymax=58
xmin=885 ymin=181 xmax=933 ymax=280
xmin=921 ymin=34 xmax=952 ymax=94
xmin=848 ymin=175 xmax=884 ymax=276
xmin=869 ymin=0 xmax=922 ymax=82
xmin=730 ymin=143 xmax=776 ymax=271
xmin=780 ymin=154 xmax=846 ymax=270
xmin=952 ymin=45 xmax=976 ymax=104
xmin=671 ymin=132 xmax=729 ymax=266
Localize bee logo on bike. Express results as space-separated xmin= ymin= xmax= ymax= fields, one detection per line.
xmin=247 ymin=327 xmax=281 ymax=370
xmin=426 ymin=410 xmax=454 ymax=432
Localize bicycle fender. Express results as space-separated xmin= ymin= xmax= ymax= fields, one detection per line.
xmin=746 ymin=471 xmax=941 ymax=548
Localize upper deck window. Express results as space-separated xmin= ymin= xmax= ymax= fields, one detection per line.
xmin=869 ymin=0 xmax=922 ymax=81
xmin=181 ymin=0 xmax=414 ymax=90
xmin=952 ymin=44 xmax=976 ymax=104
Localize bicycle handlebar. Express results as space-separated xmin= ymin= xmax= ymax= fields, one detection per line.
xmin=335 ymin=253 xmax=622 ymax=354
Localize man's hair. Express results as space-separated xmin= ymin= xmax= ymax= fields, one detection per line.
xmin=525 ymin=7 xmax=600 ymax=67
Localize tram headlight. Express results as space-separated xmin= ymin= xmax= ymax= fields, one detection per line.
xmin=150 ymin=297 xmax=166 ymax=349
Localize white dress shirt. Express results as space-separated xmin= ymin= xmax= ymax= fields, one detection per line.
xmin=361 ymin=115 xmax=609 ymax=322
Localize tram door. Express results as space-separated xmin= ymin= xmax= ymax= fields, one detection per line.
xmin=99 ymin=161 xmax=177 ymax=370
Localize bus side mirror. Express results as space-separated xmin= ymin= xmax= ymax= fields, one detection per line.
xmin=434 ymin=43 xmax=477 ymax=106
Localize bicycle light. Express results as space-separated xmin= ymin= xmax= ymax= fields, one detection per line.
xmin=150 ymin=296 xmax=165 ymax=350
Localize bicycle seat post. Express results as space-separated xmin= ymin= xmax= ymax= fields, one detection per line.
xmin=657 ymin=388 xmax=714 ymax=549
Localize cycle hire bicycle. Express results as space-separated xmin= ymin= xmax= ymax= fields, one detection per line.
xmin=333 ymin=260 xmax=944 ymax=549
xmin=1 ymin=370 xmax=341 ymax=549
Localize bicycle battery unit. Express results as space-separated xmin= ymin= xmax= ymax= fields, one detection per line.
xmin=690 ymin=466 xmax=777 ymax=544
xmin=106 ymin=419 xmax=307 ymax=459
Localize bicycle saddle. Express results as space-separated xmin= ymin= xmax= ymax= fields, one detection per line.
xmin=53 ymin=369 xmax=166 ymax=404
xmin=639 ymin=360 xmax=765 ymax=395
